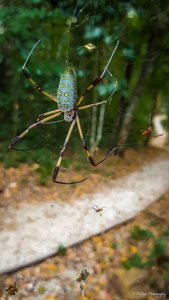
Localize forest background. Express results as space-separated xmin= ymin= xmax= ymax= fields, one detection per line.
xmin=0 ymin=0 xmax=169 ymax=178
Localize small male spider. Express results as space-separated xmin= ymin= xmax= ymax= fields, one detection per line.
xmin=9 ymin=40 xmax=119 ymax=184
xmin=5 ymin=282 xmax=21 ymax=298
xmin=76 ymin=268 xmax=90 ymax=296
xmin=141 ymin=114 xmax=163 ymax=138
xmin=76 ymin=268 xmax=90 ymax=283
xmin=92 ymin=204 xmax=105 ymax=213
xmin=84 ymin=204 xmax=105 ymax=217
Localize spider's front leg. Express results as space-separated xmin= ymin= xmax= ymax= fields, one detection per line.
xmin=9 ymin=112 xmax=61 ymax=150
xmin=52 ymin=116 xmax=87 ymax=185
xmin=76 ymin=114 xmax=117 ymax=167
xmin=76 ymin=40 xmax=119 ymax=107
xmin=22 ymin=40 xmax=57 ymax=103
xmin=22 ymin=68 xmax=57 ymax=103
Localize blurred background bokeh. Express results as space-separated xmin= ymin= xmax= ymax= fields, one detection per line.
xmin=0 ymin=0 xmax=169 ymax=174
xmin=0 ymin=1 xmax=169 ymax=299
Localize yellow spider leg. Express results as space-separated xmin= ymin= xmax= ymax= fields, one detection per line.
xmin=78 ymin=100 xmax=106 ymax=110
xmin=76 ymin=76 xmax=103 ymax=107
xmin=76 ymin=40 xmax=119 ymax=106
xmin=22 ymin=68 xmax=58 ymax=103
xmin=76 ymin=114 xmax=117 ymax=166
xmin=9 ymin=112 xmax=61 ymax=149
xmin=22 ymin=40 xmax=57 ymax=103
xmin=52 ymin=117 xmax=87 ymax=184
xmin=38 ymin=108 xmax=61 ymax=120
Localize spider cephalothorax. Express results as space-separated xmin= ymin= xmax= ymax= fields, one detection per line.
xmin=5 ymin=282 xmax=19 ymax=295
xmin=64 ymin=109 xmax=75 ymax=122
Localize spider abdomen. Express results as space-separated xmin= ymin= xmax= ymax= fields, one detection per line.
xmin=57 ymin=67 xmax=77 ymax=112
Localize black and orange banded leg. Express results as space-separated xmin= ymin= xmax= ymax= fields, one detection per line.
xmin=76 ymin=114 xmax=117 ymax=167
xmin=37 ymin=108 xmax=61 ymax=120
xmin=52 ymin=117 xmax=87 ymax=184
xmin=9 ymin=112 xmax=61 ymax=150
xmin=22 ymin=68 xmax=58 ymax=103
xmin=78 ymin=100 xmax=107 ymax=111
xmin=76 ymin=76 xmax=103 ymax=106
xmin=22 ymin=40 xmax=57 ymax=103
xmin=76 ymin=40 xmax=119 ymax=106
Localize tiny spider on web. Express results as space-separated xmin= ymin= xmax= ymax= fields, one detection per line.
xmin=83 ymin=204 xmax=105 ymax=217
xmin=76 ymin=268 xmax=90 ymax=296
xmin=141 ymin=113 xmax=163 ymax=138
xmin=4 ymin=282 xmax=21 ymax=299
xmin=9 ymin=40 xmax=119 ymax=184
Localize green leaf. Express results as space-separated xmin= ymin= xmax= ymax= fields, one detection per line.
xmin=123 ymin=47 xmax=135 ymax=59
xmin=37 ymin=286 xmax=46 ymax=294
xmin=112 ymin=242 xmax=118 ymax=249
xmin=122 ymin=253 xmax=143 ymax=269
xmin=162 ymin=229 xmax=169 ymax=237
xmin=150 ymin=238 xmax=166 ymax=258
xmin=57 ymin=244 xmax=67 ymax=256
xmin=131 ymin=226 xmax=154 ymax=240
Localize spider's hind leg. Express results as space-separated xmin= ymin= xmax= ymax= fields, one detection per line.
xmin=52 ymin=117 xmax=87 ymax=184
xmin=9 ymin=112 xmax=61 ymax=150
xmin=76 ymin=114 xmax=117 ymax=167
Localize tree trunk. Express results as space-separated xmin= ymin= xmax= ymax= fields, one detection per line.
xmin=117 ymin=2 xmax=166 ymax=156
xmin=117 ymin=32 xmax=157 ymax=156
xmin=90 ymin=97 xmax=98 ymax=154
xmin=143 ymin=92 xmax=159 ymax=146
xmin=111 ymin=59 xmax=133 ymax=146
xmin=95 ymin=103 xmax=106 ymax=148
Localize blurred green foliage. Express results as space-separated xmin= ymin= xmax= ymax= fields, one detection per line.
xmin=37 ymin=285 xmax=46 ymax=295
xmin=57 ymin=244 xmax=67 ymax=256
xmin=0 ymin=0 xmax=169 ymax=169
xmin=131 ymin=225 xmax=154 ymax=240
xmin=122 ymin=226 xmax=169 ymax=278
xmin=112 ymin=242 xmax=118 ymax=250
xmin=122 ymin=253 xmax=143 ymax=269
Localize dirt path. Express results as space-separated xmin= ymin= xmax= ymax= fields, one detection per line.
xmin=0 ymin=157 xmax=169 ymax=274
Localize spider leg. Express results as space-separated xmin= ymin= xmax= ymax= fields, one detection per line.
xmin=9 ymin=112 xmax=61 ymax=150
xmin=22 ymin=68 xmax=58 ymax=103
xmin=38 ymin=108 xmax=61 ymax=120
xmin=52 ymin=117 xmax=87 ymax=184
xmin=92 ymin=205 xmax=99 ymax=210
xmin=76 ymin=114 xmax=117 ymax=166
xmin=78 ymin=100 xmax=107 ymax=110
xmin=82 ymin=207 xmax=93 ymax=218
xmin=152 ymin=133 xmax=163 ymax=138
xmin=76 ymin=40 xmax=119 ymax=106
xmin=22 ymin=40 xmax=57 ymax=103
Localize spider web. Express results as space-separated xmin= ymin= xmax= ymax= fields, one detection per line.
xmin=17 ymin=3 xmax=166 ymax=205
xmin=8 ymin=0 xmax=168 ymax=183
xmin=28 ymin=0 xmax=168 ymax=223
xmin=2 ymin=2 xmax=169 ymax=291
xmin=14 ymin=0 xmax=122 ymax=173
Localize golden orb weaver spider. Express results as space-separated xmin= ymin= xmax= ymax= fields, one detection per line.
xmin=9 ymin=40 xmax=119 ymax=184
